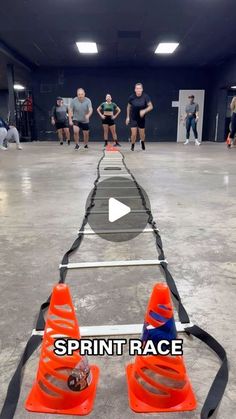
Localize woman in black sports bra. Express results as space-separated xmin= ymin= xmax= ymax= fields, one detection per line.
xmin=97 ymin=94 xmax=121 ymax=147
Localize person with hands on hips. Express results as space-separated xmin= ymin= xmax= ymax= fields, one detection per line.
xmin=126 ymin=83 xmax=153 ymax=151
xmin=184 ymin=95 xmax=200 ymax=146
xmin=97 ymin=93 xmax=121 ymax=148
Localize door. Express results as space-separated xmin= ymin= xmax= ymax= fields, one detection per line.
xmin=177 ymin=90 xmax=205 ymax=142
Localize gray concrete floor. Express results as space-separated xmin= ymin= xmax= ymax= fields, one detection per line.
xmin=0 ymin=141 xmax=235 ymax=419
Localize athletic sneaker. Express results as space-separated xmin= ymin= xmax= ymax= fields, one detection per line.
xmin=68 ymin=140 xmax=71 ymax=145
xmin=114 ymin=142 xmax=121 ymax=147
xmin=84 ymin=144 xmax=88 ymax=149
xmin=17 ymin=145 xmax=22 ymax=150
xmin=60 ymin=141 xmax=63 ymax=145
xmin=131 ymin=144 xmax=134 ymax=151
xmin=141 ymin=141 xmax=146 ymax=151
xmin=227 ymin=142 xmax=231 ymax=149
xmin=195 ymin=140 xmax=201 ymax=146
xmin=104 ymin=141 xmax=108 ymax=147
xmin=74 ymin=144 xmax=80 ymax=150
xmin=0 ymin=146 xmax=8 ymax=150
xmin=184 ymin=140 xmax=189 ymax=145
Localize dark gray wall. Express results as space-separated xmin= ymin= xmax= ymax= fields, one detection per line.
xmin=0 ymin=90 xmax=9 ymax=120
xmin=32 ymin=67 xmax=211 ymax=141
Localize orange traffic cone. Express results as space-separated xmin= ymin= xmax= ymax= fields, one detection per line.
xmin=105 ymin=144 xmax=118 ymax=152
xmin=25 ymin=284 xmax=99 ymax=415
xmin=126 ymin=283 xmax=197 ymax=413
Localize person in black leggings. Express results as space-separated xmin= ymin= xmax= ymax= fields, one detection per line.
xmin=228 ymin=97 xmax=236 ymax=148
xmin=51 ymin=97 xmax=70 ymax=145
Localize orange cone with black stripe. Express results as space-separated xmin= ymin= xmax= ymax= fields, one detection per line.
xmin=126 ymin=283 xmax=197 ymax=413
xmin=25 ymin=284 xmax=99 ymax=415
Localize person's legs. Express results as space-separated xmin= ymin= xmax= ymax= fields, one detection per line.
xmin=103 ymin=124 xmax=109 ymax=146
xmin=73 ymin=124 xmax=80 ymax=149
xmin=184 ymin=117 xmax=191 ymax=144
xmin=191 ymin=118 xmax=200 ymax=145
xmin=0 ymin=127 xmax=7 ymax=150
xmin=109 ymin=124 xmax=120 ymax=146
xmin=138 ymin=127 xmax=146 ymax=150
xmin=6 ymin=126 xmax=22 ymax=149
xmin=130 ymin=127 xmax=137 ymax=150
xmin=83 ymin=130 xmax=89 ymax=147
xmin=57 ymin=128 xmax=63 ymax=145
xmin=63 ymin=128 xmax=70 ymax=145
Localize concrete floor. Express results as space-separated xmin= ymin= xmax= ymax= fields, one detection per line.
xmin=0 ymin=141 xmax=235 ymax=419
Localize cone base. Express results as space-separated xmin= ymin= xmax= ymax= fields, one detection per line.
xmin=25 ymin=365 xmax=99 ymax=416
xmin=126 ymin=364 xmax=197 ymax=413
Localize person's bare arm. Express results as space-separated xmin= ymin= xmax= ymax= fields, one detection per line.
xmin=126 ymin=103 xmax=131 ymax=125
xmin=97 ymin=105 xmax=105 ymax=119
xmin=140 ymin=101 xmax=153 ymax=118
xmin=113 ymin=106 xmax=121 ymax=119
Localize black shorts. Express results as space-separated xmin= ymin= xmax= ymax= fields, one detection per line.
xmin=55 ymin=121 xmax=69 ymax=130
xmin=130 ymin=117 xmax=145 ymax=129
xmin=102 ymin=116 xmax=115 ymax=126
xmin=73 ymin=120 xmax=89 ymax=131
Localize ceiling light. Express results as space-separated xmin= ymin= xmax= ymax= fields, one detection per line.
xmin=155 ymin=43 xmax=179 ymax=54
xmin=76 ymin=42 xmax=98 ymax=54
xmin=14 ymin=84 xmax=25 ymax=91
xmin=230 ymin=86 xmax=236 ymax=89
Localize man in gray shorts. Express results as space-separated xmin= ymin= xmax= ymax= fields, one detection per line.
xmin=69 ymin=88 xmax=93 ymax=149
xmin=184 ymin=95 xmax=200 ymax=146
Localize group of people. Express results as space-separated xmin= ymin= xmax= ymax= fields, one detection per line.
xmin=51 ymin=83 xmax=205 ymax=150
xmin=51 ymin=83 xmax=154 ymax=151
xmin=0 ymin=118 xmax=22 ymax=151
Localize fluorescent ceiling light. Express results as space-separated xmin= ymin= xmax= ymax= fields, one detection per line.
xmin=231 ymin=85 xmax=236 ymax=89
xmin=14 ymin=84 xmax=25 ymax=91
xmin=76 ymin=42 xmax=98 ymax=53
xmin=155 ymin=42 xmax=179 ymax=54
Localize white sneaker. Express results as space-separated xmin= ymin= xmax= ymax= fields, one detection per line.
xmin=17 ymin=145 xmax=22 ymax=150
xmin=195 ymin=140 xmax=201 ymax=146
xmin=184 ymin=140 xmax=189 ymax=145
xmin=0 ymin=145 xmax=8 ymax=150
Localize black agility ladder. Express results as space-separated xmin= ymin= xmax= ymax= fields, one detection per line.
xmin=0 ymin=149 xmax=228 ymax=419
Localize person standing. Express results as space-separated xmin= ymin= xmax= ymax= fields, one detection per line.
xmin=184 ymin=95 xmax=200 ymax=146
xmin=97 ymin=94 xmax=121 ymax=147
xmin=69 ymin=88 xmax=93 ymax=150
xmin=126 ymin=83 xmax=153 ymax=151
xmin=51 ymin=97 xmax=70 ymax=145
xmin=228 ymin=97 xmax=236 ymax=148
xmin=0 ymin=117 xmax=22 ymax=150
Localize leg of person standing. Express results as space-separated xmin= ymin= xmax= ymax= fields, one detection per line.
xmin=103 ymin=123 xmax=109 ymax=147
xmin=83 ymin=128 xmax=89 ymax=148
xmin=191 ymin=118 xmax=200 ymax=146
xmin=0 ymin=127 xmax=7 ymax=150
xmin=6 ymin=126 xmax=22 ymax=149
xmin=184 ymin=117 xmax=191 ymax=144
xmin=109 ymin=124 xmax=120 ymax=146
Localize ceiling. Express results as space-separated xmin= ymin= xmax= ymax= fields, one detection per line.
xmin=0 ymin=0 xmax=236 ymax=79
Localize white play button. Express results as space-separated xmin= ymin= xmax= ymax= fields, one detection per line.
xmin=109 ymin=198 xmax=131 ymax=223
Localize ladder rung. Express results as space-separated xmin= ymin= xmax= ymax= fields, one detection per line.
xmin=78 ymin=227 xmax=159 ymax=235
xmin=60 ymin=259 xmax=167 ymax=269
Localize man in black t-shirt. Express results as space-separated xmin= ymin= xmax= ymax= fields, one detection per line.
xmin=126 ymin=83 xmax=153 ymax=151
